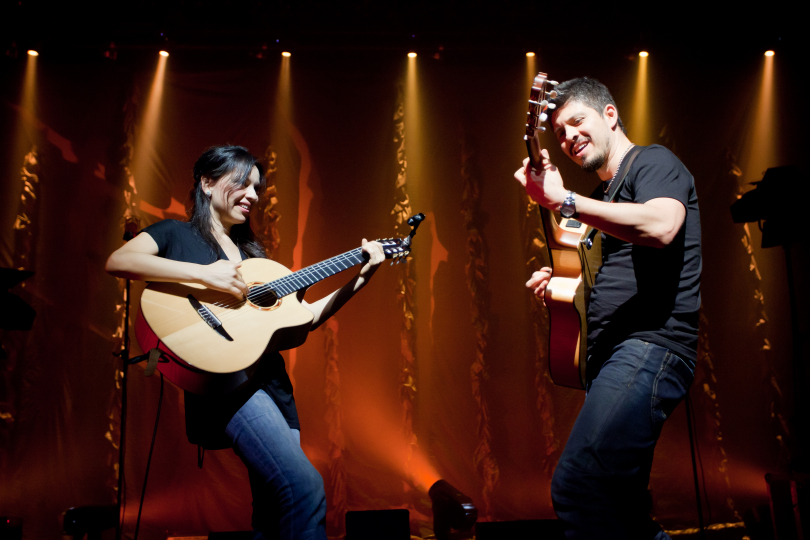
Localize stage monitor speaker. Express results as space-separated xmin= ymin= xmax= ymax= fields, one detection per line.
xmin=475 ymin=519 xmax=565 ymax=539
xmin=345 ymin=509 xmax=410 ymax=540
xmin=62 ymin=505 xmax=117 ymax=540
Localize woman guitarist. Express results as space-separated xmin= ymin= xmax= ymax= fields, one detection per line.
xmin=106 ymin=145 xmax=385 ymax=540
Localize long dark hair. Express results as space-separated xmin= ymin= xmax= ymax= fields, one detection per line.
xmin=189 ymin=145 xmax=267 ymax=259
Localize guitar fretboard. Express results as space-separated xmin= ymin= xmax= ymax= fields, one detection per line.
xmin=247 ymin=248 xmax=366 ymax=301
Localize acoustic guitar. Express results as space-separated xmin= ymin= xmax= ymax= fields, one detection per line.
xmin=135 ymin=213 xmax=425 ymax=395
xmin=524 ymin=72 xmax=600 ymax=390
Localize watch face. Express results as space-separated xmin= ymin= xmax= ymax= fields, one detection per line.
xmin=560 ymin=203 xmax=574 ymax=218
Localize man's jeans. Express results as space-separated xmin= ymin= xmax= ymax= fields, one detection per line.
xmin=226 ymin=389 xmax=327 ymax=540
xmin=551 ymin=339 xmax=695 ymax=539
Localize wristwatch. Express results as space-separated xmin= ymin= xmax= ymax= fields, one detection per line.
xmin=560 ymin=191 xmax=577 ymax=218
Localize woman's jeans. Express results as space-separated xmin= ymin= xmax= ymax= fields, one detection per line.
xmin=226 ymin=389 xmax=327 ymax=540
xmin=551 ymin=339 xmax=695 ymax=540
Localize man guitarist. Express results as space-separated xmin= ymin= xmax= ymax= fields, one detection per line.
xmin=515 ymin=78 xmax=702 ymax=539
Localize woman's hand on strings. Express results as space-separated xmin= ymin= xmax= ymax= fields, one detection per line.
xmin=198 ymin=260 xmax=248 ymax=299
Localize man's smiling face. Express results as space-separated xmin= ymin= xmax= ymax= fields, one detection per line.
xmin=552 ymin=100 xmax=613 ymax=173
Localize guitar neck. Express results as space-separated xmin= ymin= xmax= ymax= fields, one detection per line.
xmin=249 ymin=248 xmax=366 ymax=300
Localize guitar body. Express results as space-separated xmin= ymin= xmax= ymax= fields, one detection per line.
xmin=135 ymin=257 xmax=314 ymax=395
xmin=541 ymin=210 xmax=599 ymax=390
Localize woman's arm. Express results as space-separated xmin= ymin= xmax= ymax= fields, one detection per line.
xmin=105 ymin=232 xmax=248 ymax=298
xmin=303 ymin=239 xmax=385 ymax=330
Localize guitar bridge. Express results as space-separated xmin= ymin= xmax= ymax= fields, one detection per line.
xmin=187 ymin=294 xmax=233 ymax=341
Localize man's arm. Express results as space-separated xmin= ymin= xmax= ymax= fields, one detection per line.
xmin=514 ymin=153 xmax=685 ymax=248
xmin=569 ymin=196 xmax=685 ymax=248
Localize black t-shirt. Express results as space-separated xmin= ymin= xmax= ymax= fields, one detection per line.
xmin=587 ymin=145 xmax=702 ymax=363
xmin=140 ymin=219 xmax=300 ymax=449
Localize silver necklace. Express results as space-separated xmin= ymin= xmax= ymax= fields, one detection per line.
xmin=603 ymin=144 xmax=635 ymax=194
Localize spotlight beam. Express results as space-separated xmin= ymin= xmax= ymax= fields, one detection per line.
xmin=630 ymin=51 xmax=649 ymax=145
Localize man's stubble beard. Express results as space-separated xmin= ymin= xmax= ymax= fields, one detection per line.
xmin=581 ymin=151 xmax=606 ymax=173
xmin=580 ymin=136 xmax=611 ymax=173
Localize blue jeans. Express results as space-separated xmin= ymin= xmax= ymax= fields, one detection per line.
xmin=551 ymin=339 xmax=695 ymax=540
xmin=225 ymin=389 xmax=327 ymax=540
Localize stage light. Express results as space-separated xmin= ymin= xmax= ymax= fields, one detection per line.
xmin=428 ymin=480 xmax=477 ymax=540
xmin=526 ymin=52 xmax=536 ymax=57
xmin=408 ymin=52 xmax=417 ymax=58
xmin=159 ymin=50 xmax=169 ymax=57
xmin=131 ymin=50 xmax=168 ymax=204
xmin=27 ymin=50 xmax=38 ymax=57
xmin=281 ymin=51 xmax=291 ymax=57
xmin=630 ymin=47 xmax=650 ymax=145
xmin=765 ymin=50 xmax=775 ymax=56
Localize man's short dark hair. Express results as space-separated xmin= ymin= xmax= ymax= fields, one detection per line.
xmin=550 ymin=77 xmax=627 ymax=135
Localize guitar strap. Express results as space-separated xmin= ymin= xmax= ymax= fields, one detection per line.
xmin=580 ymin=145 xmax=643 ymax=248
xmin=606 ymin=145 xmax=642 ymax=204
xmin=578 ymin=145 xmax=643 ymax=305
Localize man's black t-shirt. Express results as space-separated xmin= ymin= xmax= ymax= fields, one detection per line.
xmin=587 ymin=145 xmax=702 ymax=363
xmin=141 ymin=219 xmax=300 ymax=449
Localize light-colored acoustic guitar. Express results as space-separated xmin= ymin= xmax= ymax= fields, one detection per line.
xmin=135 ymin=214 xmax=425 ymax=395
xmin=524 ymin=72 xmax=600 ymax=390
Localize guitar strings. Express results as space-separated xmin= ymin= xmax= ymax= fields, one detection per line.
xmin=215 ymin=248 xmax=365 ymax=311
xmin=208 ymin=240 xmax=406 ymax=324
xmin=211 ymin=251 xmax=366 ymax=324
xmin=206 ymin=248 xmax=369 ymax=324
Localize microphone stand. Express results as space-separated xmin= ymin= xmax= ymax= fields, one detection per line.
xmin=115 ymin=224 xmax=138 ymax=540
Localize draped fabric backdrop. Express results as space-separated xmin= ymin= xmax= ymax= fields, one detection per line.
xmin=0 ymin=47 xmax=807 ymax=539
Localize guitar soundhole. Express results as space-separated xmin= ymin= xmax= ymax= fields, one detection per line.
xmin=247 ymin=283 xmax=282 ymax=311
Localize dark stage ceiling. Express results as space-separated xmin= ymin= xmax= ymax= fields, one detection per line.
xmin=1 ymin=0 xmax=800 ymax=64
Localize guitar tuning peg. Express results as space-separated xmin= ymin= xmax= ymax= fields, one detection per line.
xmin=548 ymin=90 xmax=558 ymax=98
xmin=539 ymin=99 xmax=548 ymax=107
xmin=538 ymin=126 xmax=546 ymax=132
xmin=547 ymin=103 xmax=556 ymax=109
xmin=539 ymin=113 xmax=547 ymax=122
xmin=549 ymin=80 xmax=558 ymax=85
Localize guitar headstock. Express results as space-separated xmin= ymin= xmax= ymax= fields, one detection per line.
xmin=376 ymin=212 xmax=425 ymax=265
xmin=524 ymin=71 xmax=559 ymax=169
xmin=377 ymin=238 xmax=410 ymax=262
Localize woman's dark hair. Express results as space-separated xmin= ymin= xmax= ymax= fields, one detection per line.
xmin=189 ymin=145 xmax=267 ymax=259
